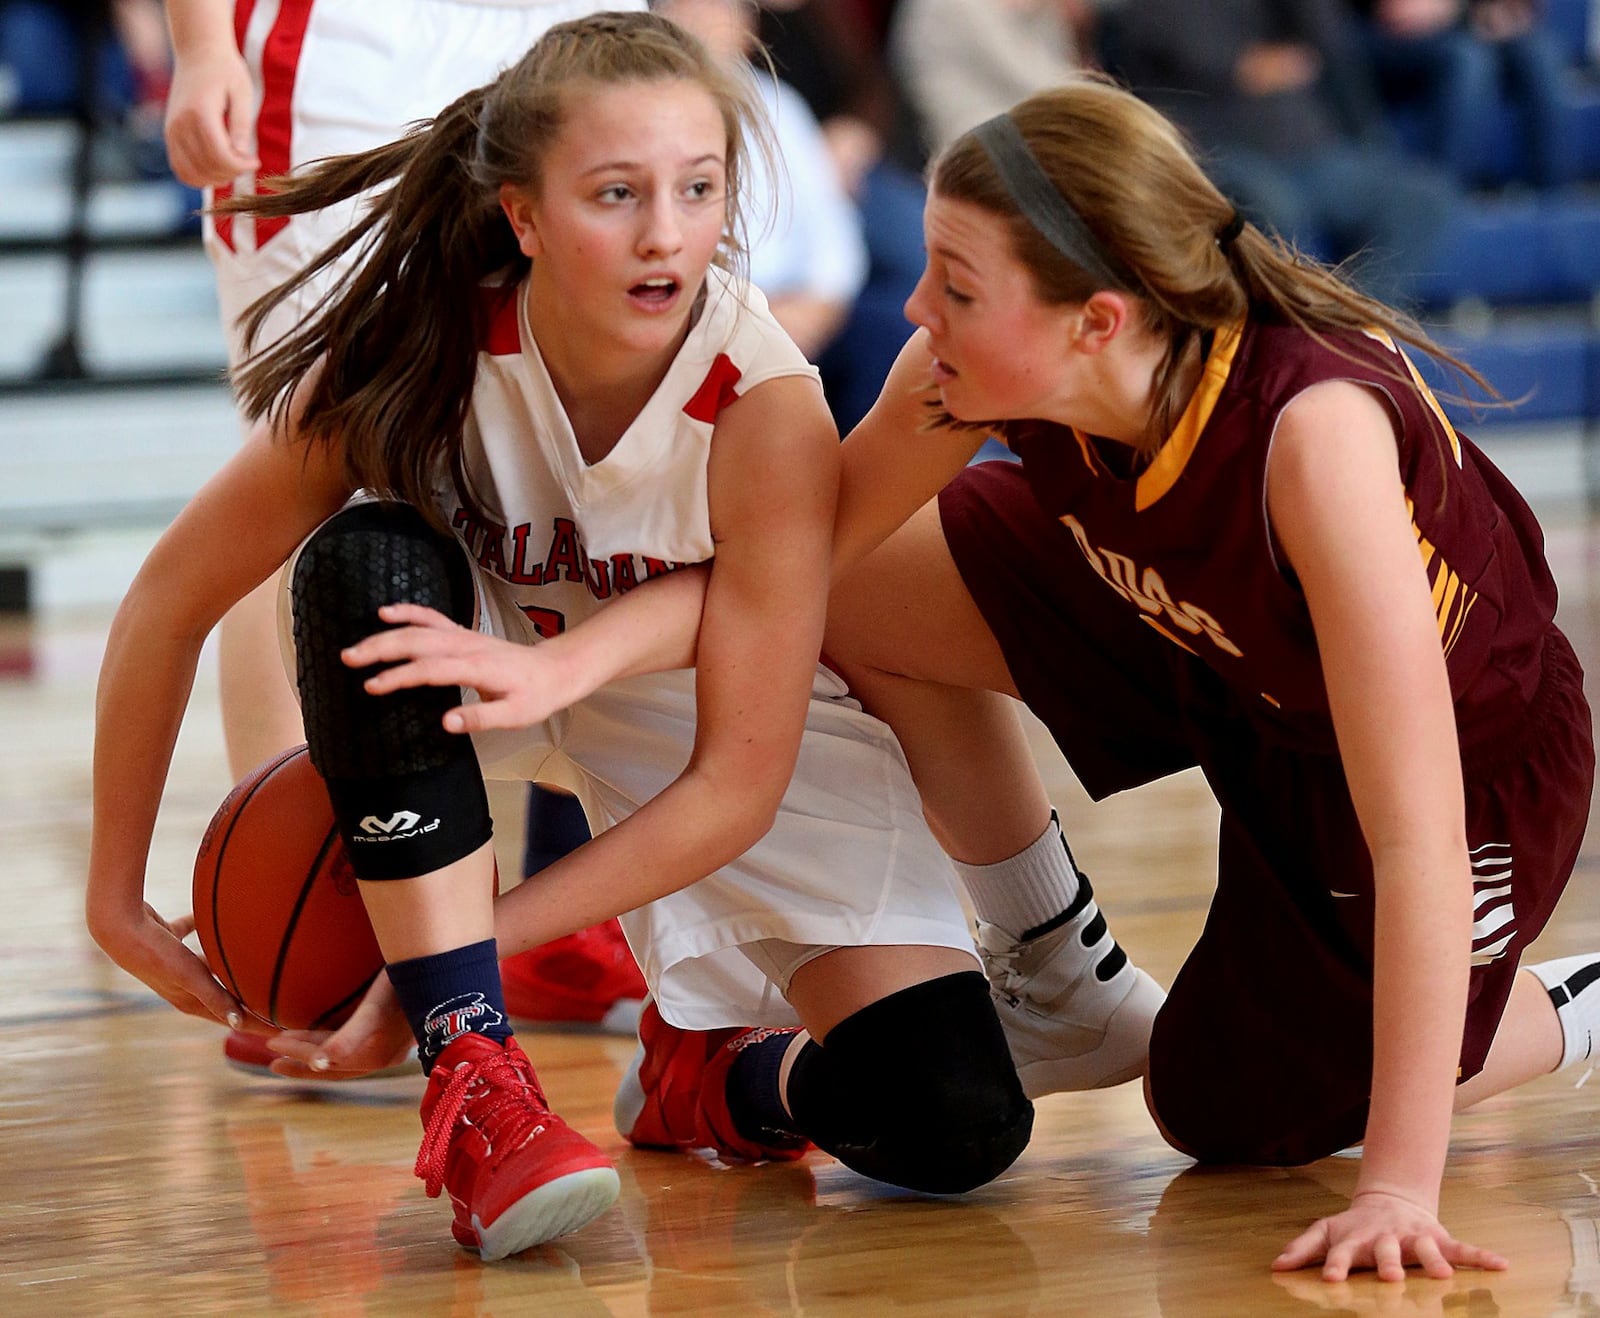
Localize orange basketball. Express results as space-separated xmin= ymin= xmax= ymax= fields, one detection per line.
xmin=193 ymin=744 xmax=385 ymax=1030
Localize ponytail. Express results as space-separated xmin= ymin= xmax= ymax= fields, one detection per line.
xmin=223 ymin=87 xmax=514 ymax=526
xmin=217 ymin=10 xmax=769 ymax=531
xmin=933 ymin=78 xmax=1500 ymax=459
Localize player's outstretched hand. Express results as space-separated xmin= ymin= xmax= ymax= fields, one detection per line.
xmin=87 ymin=900 xmax=247 ymax=1027
xmin=265 ymin=974 xmax=414 ymax=1080
xmin=164 ymin=44 xmax=260 ymax=187
xmin=342 ymin=602 xmax=583 ymax=733
xmin=1272 ymin=1189 xmax=1508 ymax=1282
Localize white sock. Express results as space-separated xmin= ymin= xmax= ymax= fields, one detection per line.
xmin=1528 ymin=953 xmax=1600 ymax=1072
xmin=951 ymin=812 xmax=1080 ymax=938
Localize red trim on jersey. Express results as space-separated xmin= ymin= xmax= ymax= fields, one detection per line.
xmin=206 ymin=0 xmax=256 ymax=254
xmin=211 ymin=180 xmax=236 ymax=253
xmin=682 ymin=353 xmax=743 ymax=423
xmin=477 ymin=285 xmax=521 ymax=356
xmin=254 ymin=0 xmax=315 ymax=247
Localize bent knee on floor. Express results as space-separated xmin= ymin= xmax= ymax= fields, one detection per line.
xmin=1144 ymin=1068 xmax=1358 ymax=1168
xmin=1143 ymin=1072 xmax=1201 ymax=1159
xmin=787 ymin=969 xmax=1035 ymax=1194
xmin=858 ymin=1101 xmax=1034 ymax=1195
xmin=823 ymin=1058 xmax=1034 ymax=1195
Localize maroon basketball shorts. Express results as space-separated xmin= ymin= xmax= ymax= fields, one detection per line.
xmin=941 ymin=458 xmax=1594 ymax=1165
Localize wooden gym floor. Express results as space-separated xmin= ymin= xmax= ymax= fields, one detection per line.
xmin=4 ymin=513 xmax=1600 ymax=1317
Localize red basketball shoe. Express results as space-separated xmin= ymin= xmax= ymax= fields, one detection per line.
xmin=500 ymin=918 xmax=646 ymax=1034
xmin=415 ymin=1033 xmax=619 ymax=1260
xmin=613 ymin=1000 xmax=810 ymax=1163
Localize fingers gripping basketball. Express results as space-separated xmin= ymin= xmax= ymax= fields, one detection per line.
xmin=193 ymin=745 xmax=385 ymax=1030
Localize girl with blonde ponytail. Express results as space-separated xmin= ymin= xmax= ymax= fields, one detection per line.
xmin=825 ymin=77 xmax=1597 ymax=1282
xmin=88 ymin=10 xmax=1044 ymax=1263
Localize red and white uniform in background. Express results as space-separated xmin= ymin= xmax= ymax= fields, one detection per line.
xmin=206 ymin=0 xmax=642 ymax=369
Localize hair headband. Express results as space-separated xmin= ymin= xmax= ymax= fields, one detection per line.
xmin=970 ymin=113 xmax=1137 ymax=291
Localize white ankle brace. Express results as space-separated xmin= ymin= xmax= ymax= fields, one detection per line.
xmin=1528 ymin=953 xmax=1600 ymax=1072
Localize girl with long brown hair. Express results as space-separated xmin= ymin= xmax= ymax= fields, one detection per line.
xmin=85 ymin=11 xmax=1063 ymax=1263
xmin=821 ymin=77 xmax=1598 ymax=1280
xmin=163 ymin=0 xmax=652 ymax=1075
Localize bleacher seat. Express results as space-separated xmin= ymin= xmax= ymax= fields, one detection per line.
xmin=1412 ymin=200 xmax=1561 ymax=307
xmin=1566 ymin=84 xmax=1600 ymax=179
xmin=1544 ymin=200 xmax=1600 ymax=300
xmin=1588 ymin=334 xmax=1600 ymax=419
xmin=1415 ymin=197 xmax=1599 ymax=310
xmin=0 ymin=1 xmax=133 ymax=117
xmin=1544 ymin=0 xmax=1592 ymax=69
xmin=1424 ymin=325 xmax=1594 ymax=425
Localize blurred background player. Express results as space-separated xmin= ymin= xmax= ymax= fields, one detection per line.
xmin=751 ymin=0 xmax=929 ymax=434
xmin=890 ymin=0 xmax=1101 ymax=157
xmin=655 ymin=0 xmax=868 ymax=361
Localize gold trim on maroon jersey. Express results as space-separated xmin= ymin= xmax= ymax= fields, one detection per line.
xmin=1135 ymin=320 xmax=1246 ymax=511
xmin=1409 ymin=496 xmax=1481 ymax=659
xmin=1361 ymin=328 xmax=1463 ymax=466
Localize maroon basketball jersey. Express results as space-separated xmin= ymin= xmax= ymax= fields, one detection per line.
xmin=1007 ymin=318 xmax=1559 ymax=752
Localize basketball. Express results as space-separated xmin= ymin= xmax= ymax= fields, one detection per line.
xmin=193 ymin=744 xmax=385 ymax=1030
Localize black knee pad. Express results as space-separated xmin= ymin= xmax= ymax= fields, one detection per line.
xmin=291 ymin=501 xmax=491 ymax=881
xmin=786 ymin=970 xmax=1033 ymax=1195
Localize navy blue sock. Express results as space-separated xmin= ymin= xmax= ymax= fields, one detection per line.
xmin=386 ymin=938 xmax=513 ymax=1073
xmin=725 ymin=1031 xmax=804 ymax=1144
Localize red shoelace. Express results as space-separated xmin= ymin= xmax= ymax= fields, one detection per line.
xmin=414 ymin=1045 xmax=551 ymax=1199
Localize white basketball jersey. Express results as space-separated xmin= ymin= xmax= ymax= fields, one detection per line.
xmin=444 ymin=266 xmax=820 ymax=639
xmin=363 ymin=266 xmax=979 ymax=1030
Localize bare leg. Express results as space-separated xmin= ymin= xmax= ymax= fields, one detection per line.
xmin=826 ymin=500 xmax=1165 ymax=1098
xmin=769 ymin=943 xmax=982 ymax=1104
xmin=785 ymin=943 xmax=980 ymax=1041
xmin=826 ymin=499 xmax=1051 ymax=863
xmin=218 ymin=574 xmax=304 ymax=780
xmin=356 ymin=841 xmax=498 ymax=962
xmin=1455 ymin=968 xmax=1564 ymax=1110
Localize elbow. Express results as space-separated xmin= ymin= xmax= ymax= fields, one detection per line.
xmin=113 ymin=564 xmax=216 ymax=652
xmin=724 ymin=789 xmax=786 ymax=862
xmin=697 ymin=771 xmax=788 ymax=866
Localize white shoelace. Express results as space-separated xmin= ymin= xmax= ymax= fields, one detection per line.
xmin=976 ymin=926 xmax=1030 ymax=1004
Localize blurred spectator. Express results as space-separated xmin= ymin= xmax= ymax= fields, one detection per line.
xmin=890 ymin=0 xmax=1097 ymax=157
xmin=1350 ymin=0 xmax=1570 ymax=188
xmin=658 ymin=0 xmax=868 ymax=360
xmin=758 ymin=0 xmax=918 ymax=174
xmin=1 ymin=1 xmax=123 ymax=116
xmin=1114 ymin=0 xmax=1458 ymax=304
xmin=0 ymin=0 xmax=173 ymax=178
xmin=111 ymin=0 xmax=171 ymax=170
xmin=756 ymin=0 xmax=928 ymax=430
